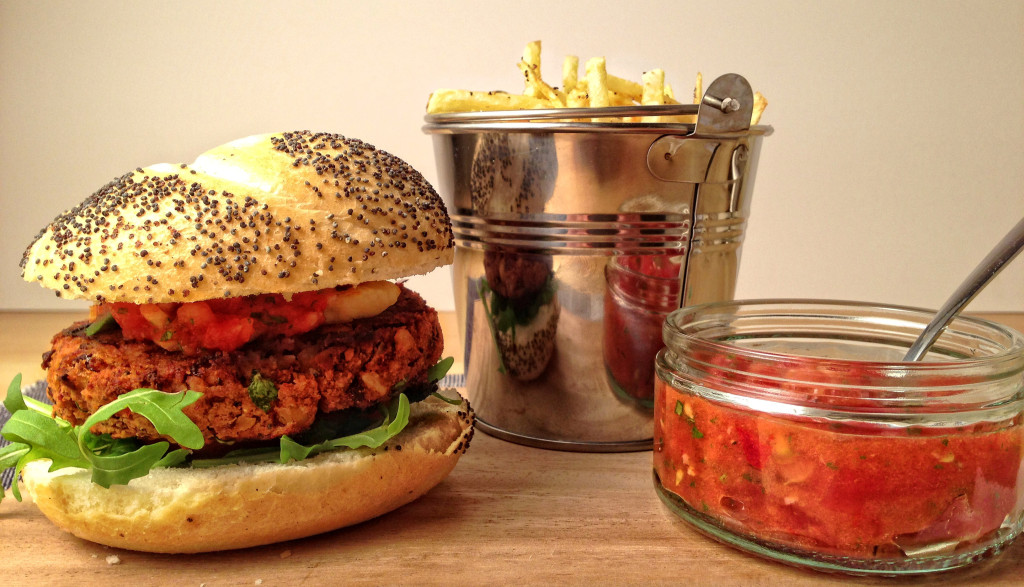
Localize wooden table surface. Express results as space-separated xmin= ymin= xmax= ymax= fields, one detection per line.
xmin=2 ymin=310 xmax=1023 ymax=585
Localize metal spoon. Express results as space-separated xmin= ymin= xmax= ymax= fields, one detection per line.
xmin=903 ymin=216 xmax=1024 ymax=361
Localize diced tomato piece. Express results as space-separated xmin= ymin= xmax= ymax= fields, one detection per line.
xmin=201 ymin=315 xmax=256 ymax=352
xmin=100 ymin=287 xmax=347 ymax=355
xmin=176 ymin=301 xmax=215 ymax=329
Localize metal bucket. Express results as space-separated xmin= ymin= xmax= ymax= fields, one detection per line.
xmin=424 ymin=73 xmax=772 ymax=451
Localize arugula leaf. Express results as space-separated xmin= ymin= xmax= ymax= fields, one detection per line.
xmin=282 ymin=394 xmax=411 ymax=460
xmin=279 ymin=435 xmax=316 ymax=462
xmin=2 ymin=377 xmax=50 ymax=416
xmin=494 ymin=304 xmax=517 ymax=333
xmin=0 ymin=442 xmax=28 ymax=469
xmin=483 ymin=275 xmax=557 ymax=334
xmin=1 ymin=377 xmax=205 ymax=501
xmin=3 ymin=410 xmax=82 ymax=469
xmin=82 ymin=432 xmax=145 ymax=457
xmin=85 ymin=312 xmax=117 ymax=337
xmin=88 ymin=442 xmax=173 ymax=488
xmin=83 ymin=389 xmax=204 ymax=450
xmin=191 ymin=393 xmax=413 ymax=468
xmin=425 ymin=358 xmax=464 ymax=408
xmin=431 ymin=390 xmax=464 ymax=406
xmin=2 ymin=409 xmax=82 ymax=502
xmin=427 ymin=357 xmax=454 ymax=383
xmin=154 ymin=448 xmax=190 ymax=469
xmin=3 ymin=373 xmax=25 ymax=415
xmin=1 ymin=372 xmax=428 ymax=500
xmin=0 ymin=442 xmax=29 ymax=503
xmin=393 ymin=356 xmax=452 ymax=396
xmin=478 ymin=279 xmax=509 ymax=374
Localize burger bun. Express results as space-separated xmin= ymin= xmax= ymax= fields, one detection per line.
xmin=20 ymin=130 xmax=454 ymax=304
xmin=19 ymin=393 xmax=473 ymax=554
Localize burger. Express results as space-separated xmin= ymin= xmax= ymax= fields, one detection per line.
xmin=1 ymin=130 xmax=474 ymax=553
xmin=479 ymin=249 xmax=559 ymax=381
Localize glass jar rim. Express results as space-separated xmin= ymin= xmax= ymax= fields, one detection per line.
xmin=663 ymin=298 xmax=1024 ymax=370
xmin=659 ymin=299 xmax=1024 ymax=413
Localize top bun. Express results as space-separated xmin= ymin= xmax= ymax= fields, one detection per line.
xmin=21 ymin=131 xmax=454 ymax=304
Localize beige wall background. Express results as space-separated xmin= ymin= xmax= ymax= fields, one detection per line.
xmin=1 ymin=0 xmax=1022 ymax=314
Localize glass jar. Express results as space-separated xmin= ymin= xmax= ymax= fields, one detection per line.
xmin=604 ymin=254 xmax=683 ymax=408
xmin=653 ymin=300 xmax=1024 ymax=575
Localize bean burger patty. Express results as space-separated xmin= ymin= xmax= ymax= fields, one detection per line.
xmin=43 ymin=284 xmax=442 ymax=447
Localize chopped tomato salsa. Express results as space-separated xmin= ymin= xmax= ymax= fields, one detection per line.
xmin=96 ymin=288 xmax=340 ymax=354
xmin=603 ymin=290 xmax=664 ymax=405
xmin=654 ymin=375 xmax=1024 ymax=559
xmin=603 ymin=254 xmax=681 ymax=406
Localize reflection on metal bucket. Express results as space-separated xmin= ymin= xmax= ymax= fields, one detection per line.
xmin=424 ymin=73 xmax=772 ymax=451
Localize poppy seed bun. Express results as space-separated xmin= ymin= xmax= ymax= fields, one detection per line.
xmin=19 ymin=393 xmax=474 ymax=554
xmin=493 ymin=298 xmax=560 ymax=381
xmin=20 ymin=131 xmax=454 ymax=304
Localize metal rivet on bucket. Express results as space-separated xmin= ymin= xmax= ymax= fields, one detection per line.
xmin=424 ymin=74 xmax=772 ymax=452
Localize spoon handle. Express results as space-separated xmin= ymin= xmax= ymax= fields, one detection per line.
xmin=903 ymin=216 xmax=1024 ymax=362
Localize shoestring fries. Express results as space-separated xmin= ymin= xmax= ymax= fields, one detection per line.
xmin=426 ymin=40 xmax=767 ymax=125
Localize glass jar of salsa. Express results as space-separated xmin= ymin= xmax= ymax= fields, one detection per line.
xmin=653 ymin=300 xmax=1024 ymax=575
xmin=604 ymin=254 xmax=682 ymax=408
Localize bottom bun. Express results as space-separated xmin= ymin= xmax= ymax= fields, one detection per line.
xmin=494 ymin=298 xmax=560 ymax=381
xmin=21 ymin=392 xmax=474 ymax=553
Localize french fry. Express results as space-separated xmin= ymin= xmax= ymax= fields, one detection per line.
xmin=663 ymin=83 xmax=683 ymax=107
xmin=522 ymin=40 xmax=542 ymax=73
xmin=565 ymin=87 xmax=589 ymax=108
xmin=519 ymin=40 xmax=546 ymax=99
xmin=658 ymin=84 xmax=693 ymax=124
xmin=751 ymin=91 xmax=768 ymax=125
xmin=664 ymin=83 xmax=676 ymax=101
xmin=518 ymin=60 xmax=562 ymax=104
xmin=425 ymin=41 xmax=767 ymax=123
xmin=585 ymin=57 xmax=610 ymax=108
xmin=426 ymin=89 xmax=549 ymax=113
xmin=606 ymin=74 xmax=643 ymax=102
xmin=608 ymin=90 xmax=637 ymax=107
xmin=653 ymin=71 xmax=699 ymax=124
xmin=562 ymin=55 xmax=579 ymax=93
xmin=640 ymin=69 xmax=665 ymax=123
xmin=641 ymin=69 xmax=666 ymax=106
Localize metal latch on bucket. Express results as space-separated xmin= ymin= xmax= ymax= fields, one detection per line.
xmin=646 ymin=73 xmax=754 ymax=184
